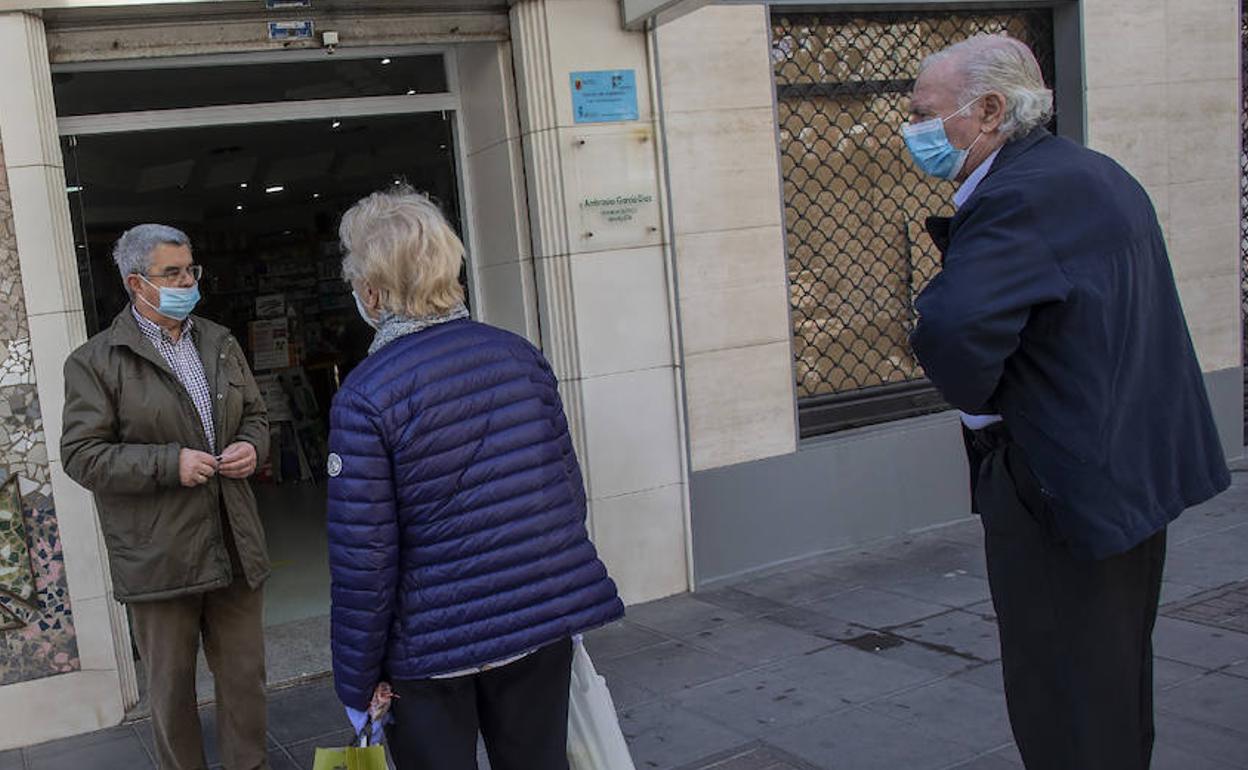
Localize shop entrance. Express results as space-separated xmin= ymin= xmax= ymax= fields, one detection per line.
xmin=54 ymin=47 xmax=470 ymax=689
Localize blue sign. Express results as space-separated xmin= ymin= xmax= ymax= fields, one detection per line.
xmin=570 ymin=70 xmax=639 ymax=124
xmin=268 ymin=20 xmax=314 ymax=40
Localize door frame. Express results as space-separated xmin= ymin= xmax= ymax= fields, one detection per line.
xmin=54 ymin=43 xmax=485 ymax=315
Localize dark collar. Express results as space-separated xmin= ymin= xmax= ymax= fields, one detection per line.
xmin=984 ymin=127 xmax=1050 ymax=179
xmin=927 ymin=128 xmax=1051 ymax=259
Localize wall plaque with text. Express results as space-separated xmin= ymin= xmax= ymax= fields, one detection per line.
xmin=569 ymin=128 xmax=663 ymax=251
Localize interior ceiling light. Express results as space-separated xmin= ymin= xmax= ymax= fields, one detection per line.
xmin=332 ymin=120 xmax=342 ymax=129
xmin=240 ymin=182 xmax=249 ymax=189
xmin=406 ymin=89 xmax=416 ymax=95
xmin=265 ymin=185 xmax=285 ymax=194
xmin=236 ymin=204 xmax=244 ymax=211
xmin=380 ymin=58 xmax=392 ymax=65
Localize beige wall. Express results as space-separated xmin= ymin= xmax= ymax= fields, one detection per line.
xmin=656 ymin=4 xmax=798 ymax=473
xmin=1084 ymin=0 xmax=1241 ymax=373
xmin=510 ymin=0 xmax=691 ymax=603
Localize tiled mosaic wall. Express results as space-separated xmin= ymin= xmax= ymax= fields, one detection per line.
xmin=0 ymin=140 xmax=80 ymax=685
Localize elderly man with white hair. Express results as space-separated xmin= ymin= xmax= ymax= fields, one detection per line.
xmin=61 ymin=224 xmax=271 ymax=770
xmin=907 ymin=35 xmax=1228 ymax=769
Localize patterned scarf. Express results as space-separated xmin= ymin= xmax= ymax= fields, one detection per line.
xmin=368 ymin=304 xmax=470 ymax=355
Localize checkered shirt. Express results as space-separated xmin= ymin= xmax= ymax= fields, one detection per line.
xmin=131 ymin=306 xmax=217 ymax=453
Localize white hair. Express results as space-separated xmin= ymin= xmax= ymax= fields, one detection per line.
xmin=922 ymin=34 xmax=1053 ymax=140
xmin=112 ymin=224 xmax=191 ymax=288
xmin=339 ymin=185 xmax=465 ymax=318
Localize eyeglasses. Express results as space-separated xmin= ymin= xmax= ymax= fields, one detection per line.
xmin=145 ymin=265 xmax=203 ymax=282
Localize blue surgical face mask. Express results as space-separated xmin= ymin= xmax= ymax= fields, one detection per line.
xmin=353 ymin=290 xmax=381 ymax=331
xmin=138 ymin=276 xmax=201 ymax=321
xmin=901 ymin=99 xmax=983 ymax=180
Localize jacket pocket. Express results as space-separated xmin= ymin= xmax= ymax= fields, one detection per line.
xmin=218 ymin=362 xmax=249 ymax=442
xmin=1001 ymin=445 xmax=1063 ymax=544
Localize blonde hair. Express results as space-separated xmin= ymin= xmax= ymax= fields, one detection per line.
xmin=339 ymin=186 xmax=465 ymax=317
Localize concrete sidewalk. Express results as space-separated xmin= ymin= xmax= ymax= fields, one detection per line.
xmin=5 ymin=472 xmax=1247 ymax=769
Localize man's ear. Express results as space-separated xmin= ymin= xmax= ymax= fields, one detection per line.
xmin=980 ymin=92 xmax=1007 ymax=133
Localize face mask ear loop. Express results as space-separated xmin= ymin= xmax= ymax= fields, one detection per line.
xmin=942 ymin=97 xmax=980 ymax=125
xmin=134 ymin=275 xmax=163 ymax=316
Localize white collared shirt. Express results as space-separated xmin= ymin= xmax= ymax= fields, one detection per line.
xmin=952 ymin=149 xmax=1005 ymax=431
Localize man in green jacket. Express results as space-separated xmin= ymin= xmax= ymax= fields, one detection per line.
xmin=61 ymin=224 xmax=271 ymax=770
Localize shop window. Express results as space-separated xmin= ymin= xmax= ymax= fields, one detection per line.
xmin=61 ymin=111 xmax=463 ymax=444
xmin=772 ymin=8 xmax=1056 ymax=438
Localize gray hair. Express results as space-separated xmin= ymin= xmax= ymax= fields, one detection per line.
xmin=922 ymin=34 xmax=1053 ymax=140
xmin=112 ymin=224 xmax=191 ymax=290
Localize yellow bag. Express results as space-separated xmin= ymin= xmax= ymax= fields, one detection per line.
xmin=312 ymin=742 xmax=388 ymax=770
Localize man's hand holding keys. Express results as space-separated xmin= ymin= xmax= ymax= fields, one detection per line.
xmin=179 ymin=442 xmax=257 ymax=487
xmin=217 ymin=441 xmax=258 ymax=479
xmin=179 ymin=448 xmax=218 ymax=487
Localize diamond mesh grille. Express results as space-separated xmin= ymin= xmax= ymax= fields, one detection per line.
xmin=773 ymin=9 xmax=1056 ymax=435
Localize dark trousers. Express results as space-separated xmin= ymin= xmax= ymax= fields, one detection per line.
xmin=129 ymin=540 xmax=267 ymax=770
xmin=975 ymin=438 xmax=1166 ymax=770
xmin=385 ymin=638 xmax=573 ymax=770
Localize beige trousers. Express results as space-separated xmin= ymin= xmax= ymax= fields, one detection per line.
xmin=130 ymin=549 xmax=267 ymax=770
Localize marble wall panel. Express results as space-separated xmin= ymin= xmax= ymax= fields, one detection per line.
xmin=0 ymin=139 xmax=80 ymax=685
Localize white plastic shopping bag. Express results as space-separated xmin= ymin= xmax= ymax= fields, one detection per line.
xmin=567 ymin=635 xmax=636 ymax=770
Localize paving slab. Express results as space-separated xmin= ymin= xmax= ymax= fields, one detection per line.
xmin=584 ymin=619 xmax=670 ymax=662
xmin=597 ymin=640 xmax=750 ymax=699
xmin=800 ymin=587 xmax=950 ymax=630
xmin=1163 ymin=536 xmax=1248 ymax=589
xmin=680 ymin=618 xmax=830 ymax=666
xmin=767 ymin=706 xmax=978 ymax=770
xmin=1150 ymin=740 xmax=1241 ymax=769
xmin=675 ymin=742 xmax=820 ymax=770
xmin=1163 ymin=580 xmax=1248 ymax=634
xmin=264 ymin=678 xmax=353 ymax=746
xmin=763 ymin=644 xmax=940 ymax=708
xmin=864 ymin=677 xmax=1014 ymax=753
xmin=761 ymin=605 xmax=864 ymax=642
xmin=872 ymin=570 xmax=993 ymax=611
xmin=732 ymin=567 xmax=858 ymax=607
xmin=1154 ymin=712 xmax=1248 ymax=768
xmin=669 ymin=665 xmax=851 ymax=738
xmin=1153 ymin=656 xmax=1210 ymax=691
xmin=1153 ymin=616 xmax=1248 ymax=670
xmin=946 ymin=748 xmax=1024 ymax=769
xmin=695 ymin=587 xmax=791 ymax=618
xmin=948 ymin=661 xmax=1005 ymax=692
xmin=617 ymin=699 xmax=750 ymax=770
xmin=888 ymin=609 xmax=1002 ymax=664
xmin=1157 ymin=671 xmax=1248 ymax=736
xmin=24 ymin=726 xmax=153 ymax=770
xmin=627 ymin=595 xmax=748 ymax=638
